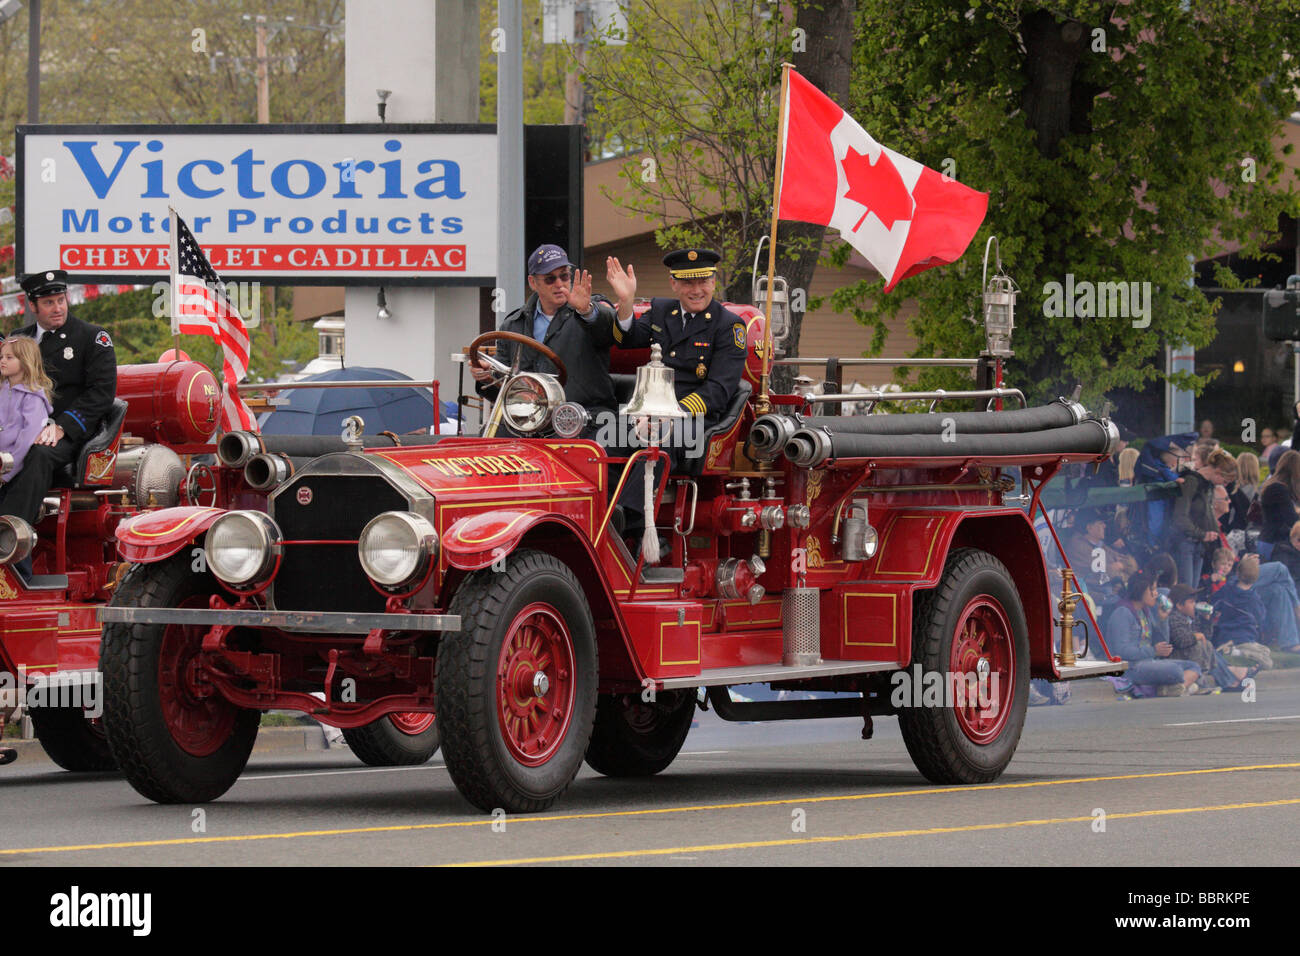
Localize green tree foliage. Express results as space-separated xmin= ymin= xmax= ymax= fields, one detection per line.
xmin=842 ymin=0 xmax=1300 ymax=405
xmin=581 ymin=0 xmax=797 ymax=299
xmin=0 ymin=1 xmax=339 ymax=378
xmin=479 ymin=0 xmax=571 ymax=125
xmin=4 ymin=285 xmax=316 ymax=383
xmin=577 ymin=0 xmax=856 ymax=392
xmin=0 ymin=0 xmax=344 ymax=136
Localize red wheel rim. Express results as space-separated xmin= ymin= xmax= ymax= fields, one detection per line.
xmin=948 ymin=595 xmax=1015 ymax=745
xmin=157 ymin=595 xmax=237 ymax=757
xmin=496 ymin=602 xmax=575 ymax=766
xmin=388 ymin=712 xmax=435 ymax=735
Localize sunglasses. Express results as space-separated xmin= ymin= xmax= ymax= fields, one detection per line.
xmin=536 ymin=270 xmax=572 ymax=285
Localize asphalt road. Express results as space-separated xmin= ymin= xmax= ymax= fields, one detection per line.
xmin=2 ymin=676 xmax=1298 ymax=867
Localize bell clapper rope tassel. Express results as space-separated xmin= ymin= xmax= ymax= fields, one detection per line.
xmin=642 ymin=448 xmax=660 ymax=565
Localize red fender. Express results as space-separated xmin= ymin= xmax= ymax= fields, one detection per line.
xmin=442 ymin=508 xmax=554 ymax=570
xmin=115 ymin=506 xmax=226 ymax=563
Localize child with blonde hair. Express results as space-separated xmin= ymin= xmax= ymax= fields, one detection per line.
xmin=0 ymin=335 xmax=53 ymax=763
xmin=0 ymin=336 xmax=54 ymax=486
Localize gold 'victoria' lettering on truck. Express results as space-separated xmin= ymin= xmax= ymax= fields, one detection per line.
xmin=421 ymin=455 xmax=544 ymax=478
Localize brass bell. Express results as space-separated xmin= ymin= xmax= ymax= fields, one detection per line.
xmin=622 ymin=344 xmax=688 ymax=421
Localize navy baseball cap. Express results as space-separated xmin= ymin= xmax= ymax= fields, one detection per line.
xmin=527 ymin=244 xmax=574 ymax=276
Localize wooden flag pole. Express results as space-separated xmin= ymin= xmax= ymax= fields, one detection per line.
xmin=168 ymin=206 xmax=181 ymax=358
xmin=757 ymin=62 xmax=794 ymax=417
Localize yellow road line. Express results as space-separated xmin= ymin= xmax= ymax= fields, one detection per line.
xmin=446 ymin=798 xmax=1300 ymax=866
xmin=3 ymin=761 xmax=1297 ymax=857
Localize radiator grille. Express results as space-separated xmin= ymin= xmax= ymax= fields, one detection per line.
xmin=271 ymin=475 xmax=408 ymax=613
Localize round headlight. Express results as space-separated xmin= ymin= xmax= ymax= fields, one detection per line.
xmin=204 ymin=511 xmax=281 ymax=588
xmin=501 ymin=373 xmax=565 ymax=434
xmin=358 ymin=512 xmax=439 ymax=589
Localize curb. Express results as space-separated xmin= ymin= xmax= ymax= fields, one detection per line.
xmin=1050 ymin=665 xmax=1300 ymax=704
xmin=3 ymin=726 xmax=337 ymax=765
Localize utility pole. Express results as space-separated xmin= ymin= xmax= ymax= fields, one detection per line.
xmin=255 ymin=14 xmax=270 ymax=123
xmin=563 ymin=5 xmax=585 ymax=126
xmin=27 ymin=0 xmax=40 ymax=123
xmin=498 ymin=0 xmax=524 ymax=305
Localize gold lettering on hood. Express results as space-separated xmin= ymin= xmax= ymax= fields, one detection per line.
xmin=421 ymin=454 xmax=543 ymax=477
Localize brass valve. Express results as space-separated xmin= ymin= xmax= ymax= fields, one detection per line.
xmin=1056 ymin=567 xmax=1085 ymax=667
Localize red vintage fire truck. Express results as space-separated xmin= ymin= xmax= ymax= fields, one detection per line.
xmin=0 ymin=358 xmax=441 ymax=772
xmin=0 ymin=359 xmax=221 ymax=770
xmin=96 ymin=265 xmax=1126 ymax=813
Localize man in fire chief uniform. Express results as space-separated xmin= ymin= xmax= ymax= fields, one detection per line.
xmin=1 ymin=270 xmax=118 ymax=530
xmin=604 ymin=249 xmax=747 ymax=546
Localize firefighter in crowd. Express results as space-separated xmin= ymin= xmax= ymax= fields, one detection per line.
xmin=470 ymin=243 xmax=618 ymax=432
xmin=604 ymin=249 xmax=747 ymax=547
xmin=1 ymin=270 xmax=117 ymax=535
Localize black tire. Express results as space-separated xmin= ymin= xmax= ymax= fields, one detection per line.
xmin=585 ymin=689 xmax=696 ymax=777
xmin=100 ymin=556 xmax=260 ymax=804
xmin=29 ymin=705 xmax=117 ymax=772
xmin=897 ymin=548 xmax=1030 ymax=785
xmin=437 ymin=549 xmax=598 ymax=813
xmin=342 ymin=713 xmax=440 ymax=766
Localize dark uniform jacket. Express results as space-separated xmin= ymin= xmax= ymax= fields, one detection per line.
xmin=612 ymin=296 xmax=746 ymax=426
xmin=477 ymin=294 xmax=618 ymax=414
xmin=10 ymin=314 xmax=117 ymax=444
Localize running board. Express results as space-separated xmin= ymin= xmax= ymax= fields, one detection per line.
xmin=657 ymin=659 xmax=898 ymax=690
xmin=706 ymin=686 xmax=867 ymax=721
xmin=1053 ymin=659 xmax=1127 ymax=681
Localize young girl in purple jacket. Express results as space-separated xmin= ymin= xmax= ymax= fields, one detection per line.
xmin=0 ymin=336 xmax=54 ymax=485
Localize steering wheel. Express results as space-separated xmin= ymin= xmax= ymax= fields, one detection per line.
xmin=468 ymin=330 xmax=567 ymax=387
xmin=185 ymin=461 xmax=218 ymax=508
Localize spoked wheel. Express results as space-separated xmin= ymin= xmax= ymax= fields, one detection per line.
xmin=28 ymin=704 xmax=117 ymax=772
xmin=438 ymin=550 xmax=597 ymax=813
xmin=100 ymin=555 xmax=260 ymax=803
xmin=342 ymin=712 xmax=440 ymax=766
xmin=897 ymin=548 xmax=1029 ymax=784
xmin=585 ymin=689 xmax=696 ymax=777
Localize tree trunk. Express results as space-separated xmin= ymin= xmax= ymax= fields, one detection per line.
xmin=767 ymin=0 xmax=856 ymax=395
xmin=1019 ymin=8 xmax=1102 ymax=391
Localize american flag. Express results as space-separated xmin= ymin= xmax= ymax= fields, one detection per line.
xmin=169 ymin=210 xmax=257 ymax=432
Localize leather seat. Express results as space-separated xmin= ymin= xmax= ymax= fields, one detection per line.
xmin=679 ymin=380 xmax=751 ymax=476
xmin=611 ymin=373 xmax=637 ymax=405
xmin=53 ymin=398 xmax=128 ymax=489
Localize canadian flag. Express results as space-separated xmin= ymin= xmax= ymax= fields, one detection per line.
xmin=778 ymin=70 xmax=988 ymax=292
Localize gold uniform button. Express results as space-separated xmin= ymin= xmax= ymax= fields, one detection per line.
xmin=669 ymin=351 xmax=676 ymax=357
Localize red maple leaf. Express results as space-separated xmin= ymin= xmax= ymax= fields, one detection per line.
xmin=840 ymin=145 xmax=913 ymax=232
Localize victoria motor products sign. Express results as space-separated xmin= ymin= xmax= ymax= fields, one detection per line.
xmin=16 ymin=124 xmax=498 ymax=285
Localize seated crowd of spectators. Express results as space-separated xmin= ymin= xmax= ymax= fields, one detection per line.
xmin=1047 ymin=415 xmax=1300 ymax=700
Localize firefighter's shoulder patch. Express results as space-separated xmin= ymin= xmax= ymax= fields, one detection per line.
xmin=732 ymin=323 xmax=745 ymax=349
xmin=95 ymin=330 xmax=113 ymax=348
